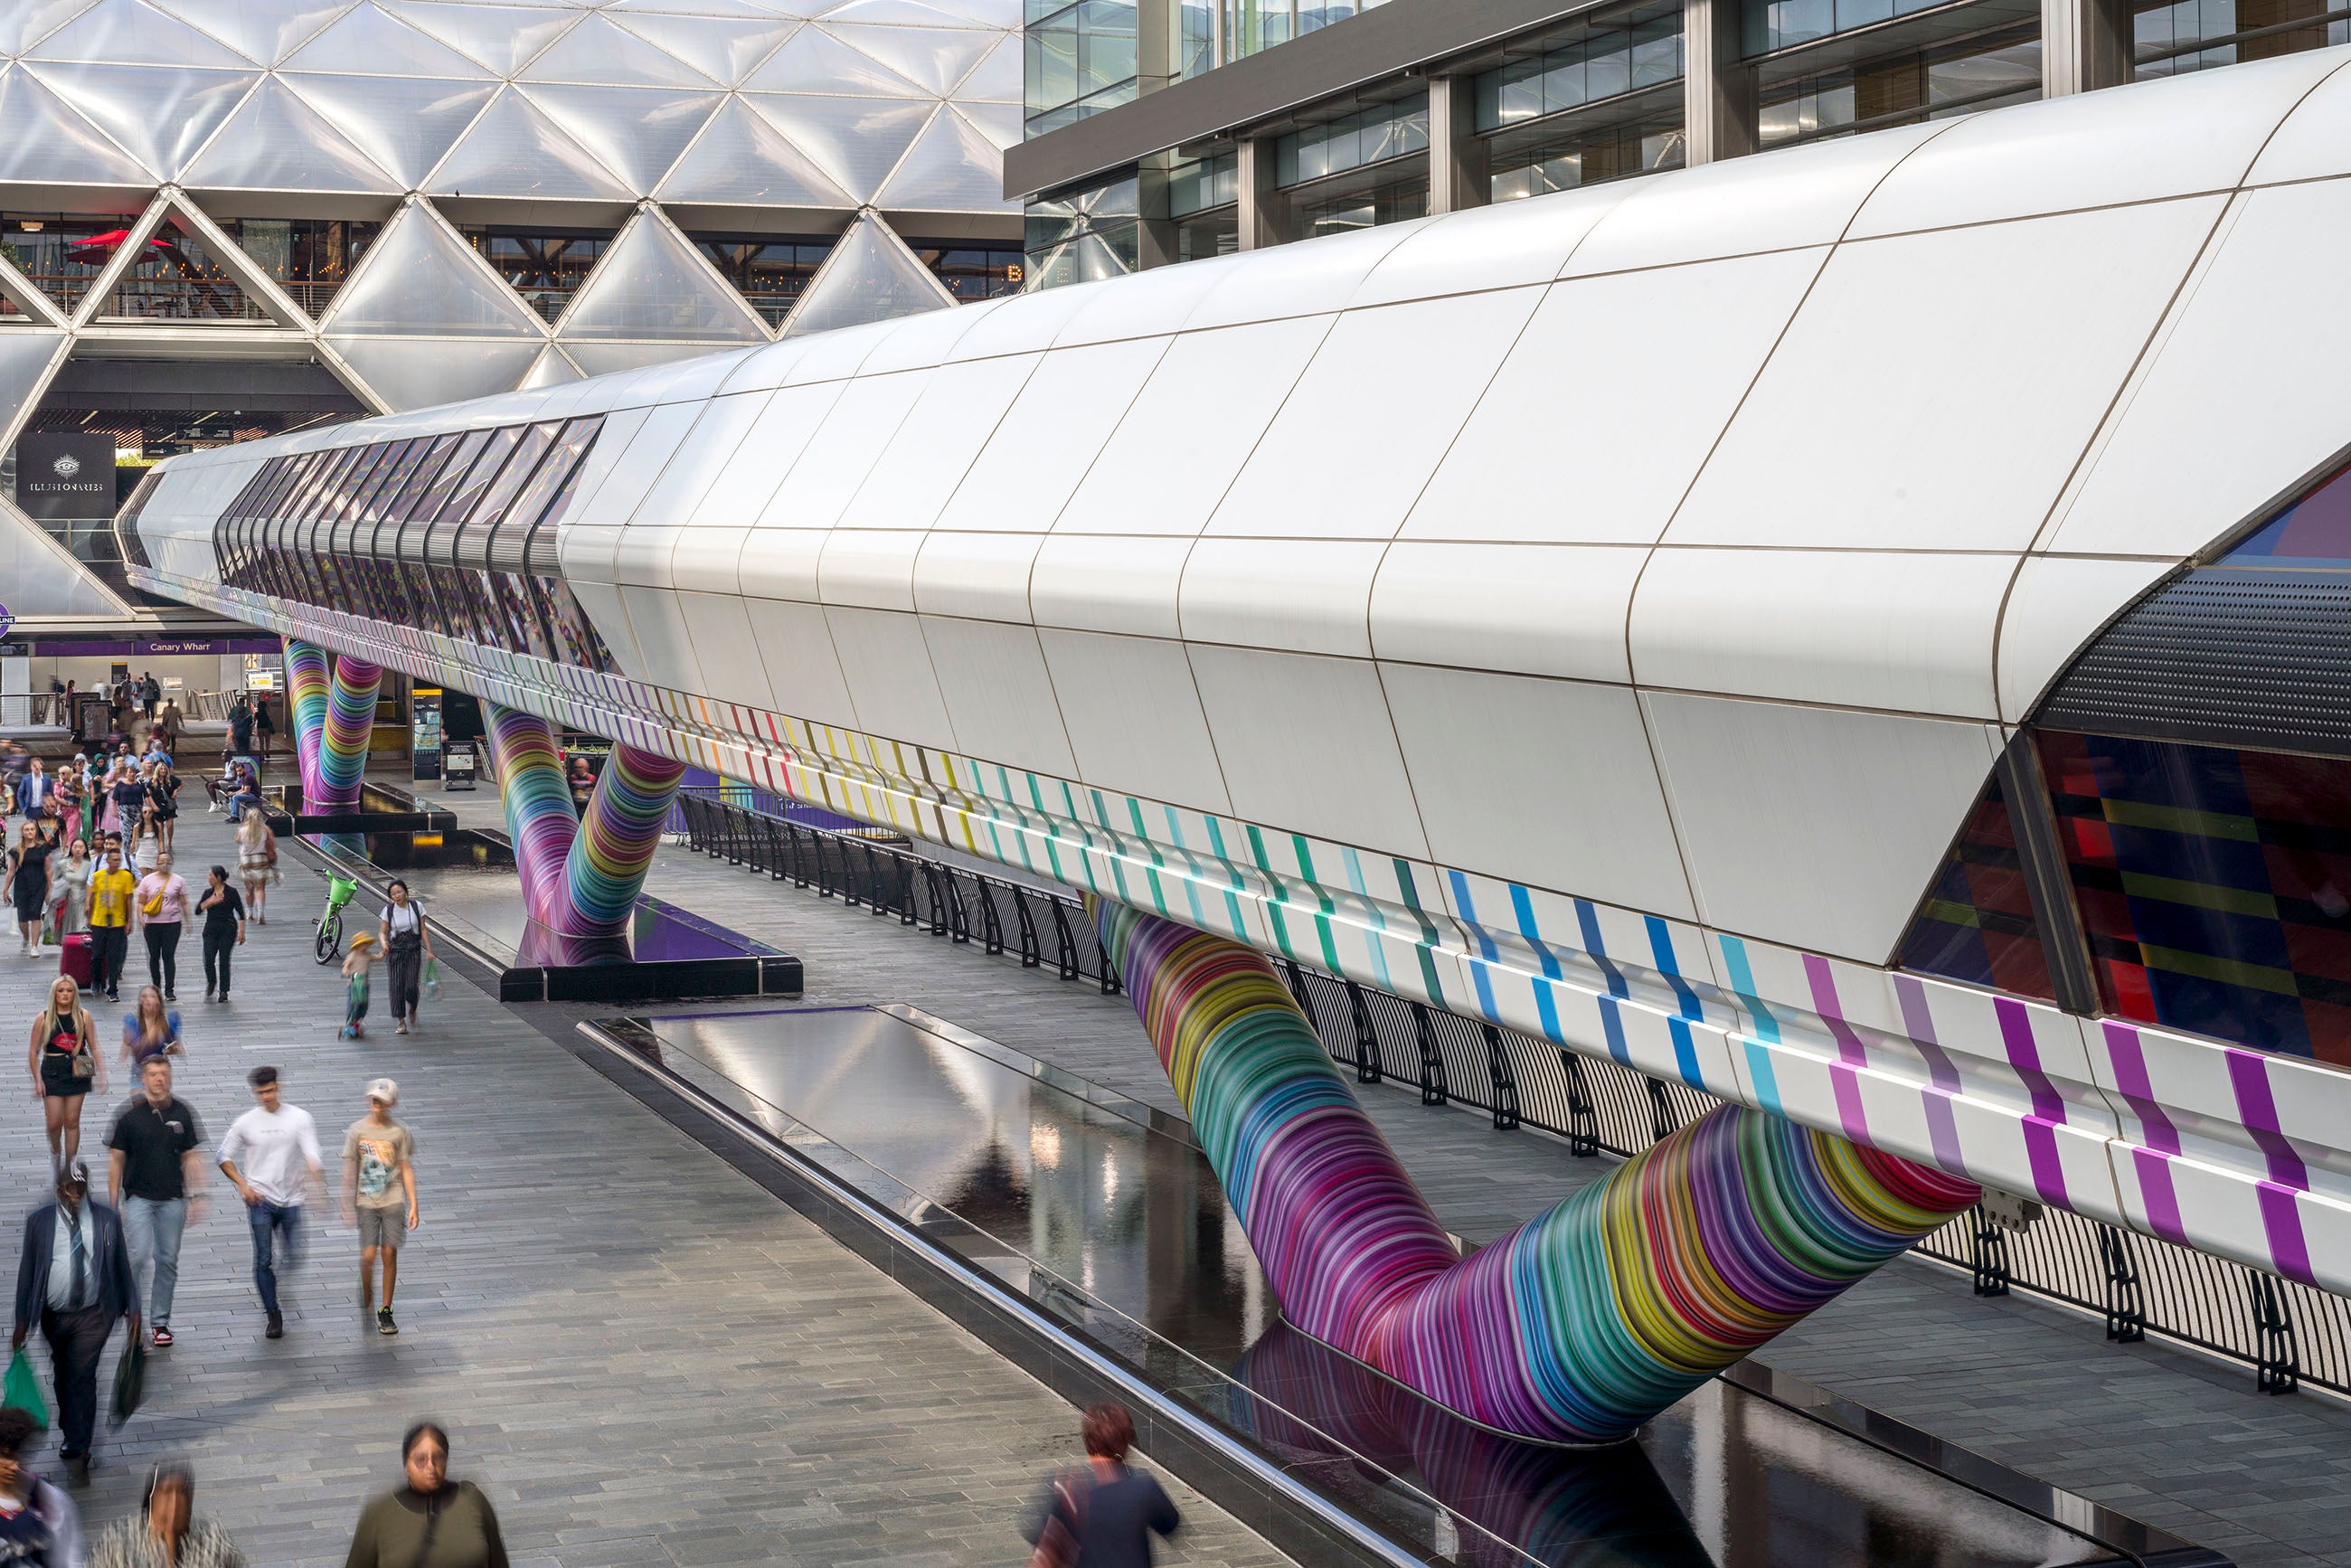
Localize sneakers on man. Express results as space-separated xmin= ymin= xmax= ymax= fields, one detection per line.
xmin=265 ymin=1310 xmax=283 ymax=1340
xmin=377 ymin=1308 xmax=398 ymax=1337
xmin=151 ymin=1324 xmax=172 ymax=1347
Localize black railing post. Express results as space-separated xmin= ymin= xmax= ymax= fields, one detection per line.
xmin=1015 ymin=889 xmax=1042 ymax=968
xmin=1561 ymin=1052 xmax=1598 ymax=1157
xmin=925 ymin=864 xmax=949 ymax=935
xmin=1345 ymin=982 xmax=1381 ymax=1084
xmin=1412 ymin=1003 xmax=1447 ymax=1107
xmin=1481 ymin=1025 xmax=1521 ymax=1131
xmin=1646 ymin=1077 xmax=1677 ymax=1142
xmin=1282 ymin=961 xmax=1324 ymax=1053
xmin=980 ymin=884 xmax=1006 ymax=956
xmin=2251 ymin=1272 xmax=2301 ymax=1394
xmin=2096 ymin=1224 xmax=2146 ymax=1344
xmin=1972 ymin=1207 xmax=2011 ymax=1298
xmin=1097 ymin=936 xmax=1119 ymax=994
xmin=1051 ymin=901 xmax=1080 ymax=981
xmin=946 ymin=871 xmax=971 ymax=944
xmin=786 ymin=823 xmax=809 ymax=888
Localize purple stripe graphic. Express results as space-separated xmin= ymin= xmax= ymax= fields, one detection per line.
xmin=2224 ymin=1046 xmax=2309 ymax=1189
xmin=2102 ymin=1023 xmax=2187 ymax=1246
xmin=1803 ymin=956 xmax=1874 ymax=1145
xmin=1892 ymin=976 xmax=1967 ymax=1176
xmin=1995 ymin=998 xmax=2068 ymax=1208
xmin=2257 ymin=1184 xmax=2317 ymax=1287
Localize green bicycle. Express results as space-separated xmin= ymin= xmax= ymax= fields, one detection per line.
xmin=315 ymin=874 xmax=359 ymax=964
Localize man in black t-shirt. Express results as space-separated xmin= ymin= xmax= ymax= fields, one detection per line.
xmin=105 ymin=1057 xmax=205 ymax=1349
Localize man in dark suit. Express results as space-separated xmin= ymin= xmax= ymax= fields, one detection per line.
xmin=11 ymin=1161 xmax=137 ymax=1487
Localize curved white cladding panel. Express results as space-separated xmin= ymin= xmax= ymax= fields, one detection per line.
xmin=130 ymin=51 xmax=2351 ymax=1299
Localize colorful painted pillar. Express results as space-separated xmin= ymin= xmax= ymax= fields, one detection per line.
xmin=311 ymin=653 xmax=383 ymax=813
xmin=283 ymin=639 xmax=329 ymax=802
xmin=1098 ymin=901 xmax=1980 ymax=1447
xmin=483 ymin=704 xmax=685 ymax=965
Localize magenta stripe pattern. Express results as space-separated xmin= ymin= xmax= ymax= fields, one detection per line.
xmin=312 ymin=654 xmax=382 ymax=812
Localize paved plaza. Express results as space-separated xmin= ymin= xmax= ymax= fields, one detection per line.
xmin=0 ymin=800 xmax=1289 ymax=1567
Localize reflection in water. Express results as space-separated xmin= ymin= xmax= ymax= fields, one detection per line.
xmin=1235 ymin=1324 xmax=1714 ymax=1568
xmin=636 ymin=1008 xmax=2121 ymax=1568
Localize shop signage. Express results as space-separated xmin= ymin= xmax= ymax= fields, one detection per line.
xmin=13 ymin=432 xmax=116 ymax=520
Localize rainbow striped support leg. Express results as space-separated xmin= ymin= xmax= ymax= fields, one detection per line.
xmin=484 ymin=704 xmax=683 ymax=964
xmin=1099 ymin=901 xmax=1979 ymax=1447
xmin=311 ymin=654 xmax=382 ymax=813
xmin=284 ymin=639 xmax=329 ymax=802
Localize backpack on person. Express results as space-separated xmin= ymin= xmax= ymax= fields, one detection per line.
xmin=1028 ymin=1469 xmax=1090 ymax=1568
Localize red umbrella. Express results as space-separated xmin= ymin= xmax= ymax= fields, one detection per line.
xmin=63 ymin=230 xmax=167 ymax=250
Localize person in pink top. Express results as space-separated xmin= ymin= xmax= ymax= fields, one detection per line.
xmin=134 ymin=851 xmax=190 ymax=1003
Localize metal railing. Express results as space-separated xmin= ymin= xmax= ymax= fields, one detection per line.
xmin=674 ymin=789 xmax=2351 ymax=1399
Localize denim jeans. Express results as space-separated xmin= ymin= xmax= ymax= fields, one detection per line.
xmin=121 ymin=1195 xmax=188 ymax=1324
xmin=247 ymin=1199 xmax=303 ymax=1315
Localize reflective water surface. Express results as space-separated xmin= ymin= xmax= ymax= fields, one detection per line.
xmin=623 ymin=1006 xmax=2147 ymax=1568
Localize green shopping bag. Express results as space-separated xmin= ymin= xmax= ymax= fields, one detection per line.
xmin=422 ymin=957 xmax=440 ymax=1002
xmin=4 ymin=1349 xmax=48 ymax=1430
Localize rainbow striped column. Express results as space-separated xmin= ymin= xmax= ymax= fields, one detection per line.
xmin=284 ymin=639 xmax=329 ymax=801
xmin=565 ymin=743 xmax=686 ymax=934
xmin=1100 ymin=902 xmax=1979 ymax=1447
xmin=483 ymin=704 xmax=683 ymax=964
xmin=311 ymin=654 xmax=382 ymax=812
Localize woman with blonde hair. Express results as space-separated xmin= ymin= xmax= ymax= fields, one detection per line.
xmin=27 ymin=974 xmax=102 ymax=1169
xmin=121 ymin=985 xmax=181 ymax=1071
xmin=235 ymin=802 xmax=274 ymax=926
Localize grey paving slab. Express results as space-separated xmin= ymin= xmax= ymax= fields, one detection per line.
xmin=627 ymin=817 xmax=2351 ymax=1568
xmin=0 ymin=798 xmax=1291 ymax=1567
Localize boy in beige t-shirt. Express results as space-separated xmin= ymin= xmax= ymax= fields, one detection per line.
xmin=340 ymin=1077 xmax=418 ymax=1337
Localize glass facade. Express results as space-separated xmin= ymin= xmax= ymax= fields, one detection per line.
xmin=1476 ymin=9 xmax=1686 ymax=131
xmin=1758 ymin=28 xmax=2039 ymax=145
xmin=908 ymin=242 xmax=1028 ymax=301
xmin=2136 ymin=0 xmax=2351 ymax=77
xmin=693 ymin=234 xmax=836 ymax=329
xmin=211 ymin=419 xmax=617 ymax=675
xmin=459 ymin=225 xmax=618 ymax=326
xmin=1275 ymin=97 xmax=1429 ymax=187
xmin=222 ymin=218 xmax=380 ymax=318
xmin=1026 ymin=0 xmax=1140 ymax=137
xmin=1024 ymin=173 xmax=1141 ymax=287
xmin=1172 ymin=1 xmax=1397 ymax=81
xmin=1748 ymin=0 xmax=1972 ymax=55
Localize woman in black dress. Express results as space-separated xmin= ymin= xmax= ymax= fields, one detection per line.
xmin=376 ymin=881 xmax=434 ymax=1035
xmin=2 ymin=821 xmax=53 ymax=959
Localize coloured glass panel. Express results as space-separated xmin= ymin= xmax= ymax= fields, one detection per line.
xmin=1896 ymin=770 xmax=2056 ymax=1001
xmin=2040 ymin=729 xmax=2351 ymax=1067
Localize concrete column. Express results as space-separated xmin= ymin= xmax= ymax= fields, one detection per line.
xmin=1236 ymin=136 xmax=1295 ymax=251
xmin=2043 ymin=0 xmax=2132 ymax=96
xmin=1137 ymin=156 xmax=1181 ymax=270
xmin=1097 ymin=898 xmax=1979 ymax=1446
xmin=1684 ymin=0 xmax=1759 ymax=166
xmin=1425 ymin=74 xmax=1490 ymax=215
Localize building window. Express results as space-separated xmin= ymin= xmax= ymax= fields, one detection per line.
xmin=1757 ymin=28 xmax=2039 ymax=146
xmin=1025 ymin=173 xmax=1139 ymax=288
xmin=2135 ymin=0 xmax=2351 ymax=77
xmin=1026 ymin=0 xmax=1139 ymax=137
xmin=1275 ymin=96 xmax=1428 ymax=187
xmin=1297 ymin=177 xmax=1428 ymax=238
xmin=909 ymin=242 xmax=1027 ymax=300
xmin=458 ymin=225 xmax=615 ymax=325
xmin=1476 ymin=5 xmax=1685 ymax=131
xmin=1897 ymin=770 xmax=2058 ymax=1001
xmin=1747 ymin=0 xmax=1973 ymax=55
xmin=221 ymin=218 xmax=380 ymax=317
xmin=692 ymin=234 xmax=834 ymax=329
xmin=1490 ymin=118 xmax=1685 ymax=198
xmin=1 ymin=214 xmax=156 ymax=316
xmin=1175 ymin=1 xmax=1397 ymax=81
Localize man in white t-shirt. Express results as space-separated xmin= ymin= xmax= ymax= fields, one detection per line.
xmin=216 ymin=1065 xmax=323 ymax=1341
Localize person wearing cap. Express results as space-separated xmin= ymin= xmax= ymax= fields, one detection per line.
xmin=340 ymin=932 xmax=377 ymax=1041
xmin=216 ymin=1066 xmax=322 ymax=1342
xmin=11 ymin=1159 xmax=138 ymax=1487
xmin=341 ymin=1080 xmax=417 ymax=1337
